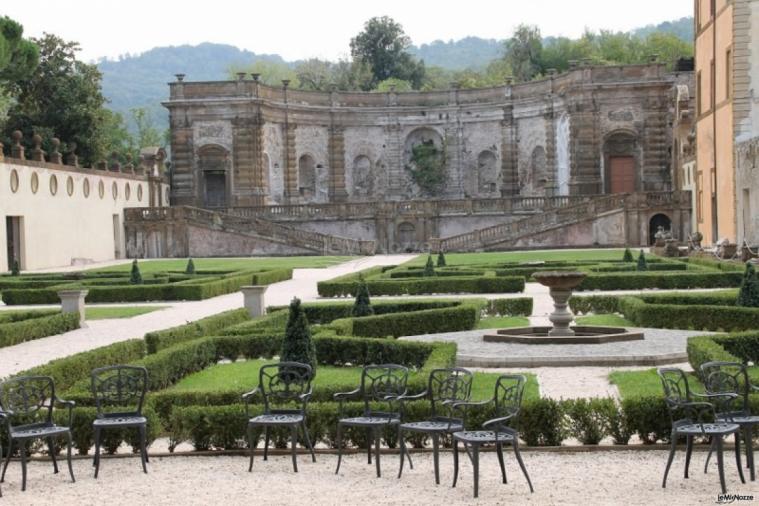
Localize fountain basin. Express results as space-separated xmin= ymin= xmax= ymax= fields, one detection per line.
xmin=483 ymin=326 xmax=644 ymax=345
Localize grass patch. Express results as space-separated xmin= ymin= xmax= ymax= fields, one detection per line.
xmin=405 ymin=249 xmax=626 ymax=267
xmin=575 ymin=314 xmax=634 ymax=327
xmin=476 ymin=316 xmax=530 ymax=330
xmin=90 ymin=256 xmax=354 ymax=275
xmin=609 ymin=369 xmax=705 ymax=399
xmin=85 ymin=306 xmax=167 ymax=320
xmin=169 ymin=359 xmax=539 ymax=402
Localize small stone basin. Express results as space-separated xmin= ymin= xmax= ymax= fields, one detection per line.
xmin=532 ymin=271 xmax=587 ymax=290
xmin=483 ymin=326 xmax=644 ymax=344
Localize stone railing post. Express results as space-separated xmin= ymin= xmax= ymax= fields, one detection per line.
xmin=58 ymin=289 xmax=88 ymax=325
xmin=241 ymin=285 xmax=268 ymax=318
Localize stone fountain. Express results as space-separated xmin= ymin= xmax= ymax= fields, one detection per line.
xmin=484 ymin=271 xmax=644 ymax=344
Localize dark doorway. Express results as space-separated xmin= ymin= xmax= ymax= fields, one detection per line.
xmin=649 ymin=214 xmax=672 ymax=245
xmin=609 ymin=156 xmax=636 ymax=194
xmin=204 ymin=172 xmax=227 ymax=208
xmin=6 ymin=216 xmax=22 ymax=271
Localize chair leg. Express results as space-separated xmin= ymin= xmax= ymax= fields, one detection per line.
xmin=496 ymin=442 xmax=506 ymax=484
xmin=472 ymin=443 xmax=479 ymax=498
xmin=513 ymin=438 xmax=533 ymax=493
xmin=301 ymin=422 xmax=316 ymax=463
xmin=335 ymin=423 xmax=343 ymax=475
xmin=704 ymin=436 xmax=715 ymax=474
xmin=94 ymin=427 xmax=103 ymax=479
xmin=452 ymin=440 xmax=460 ymax=488
xmin=662 ymin=433 xmax=677 ymax=488
xmin=47 ymin=437 xmax=59 ymax=474
xmin=684 ymin=435 xmax=693 ymax=478
xmin=403 ymin=426 xmax=413 ymax=470
xmin=374 ymin=428 xmax=382 ymax=478
xmin=290 ymin=425 xmax=298 ymax=473
xmin=139 ymin=425 xmax=148 ymax=474
xmin=746 ymin=426 xmax=755 ymax=482
xmin=65 ymin=432 xmax=75 ymax=484
xmin=19 ymin=442 xmax=27 ymax=492
xmin=734 ymin=431 xmax=745 ymax=484
xmin=716 ymin=435 xmax=727 ymax=495
xmin=1 ymin=439 xmax=13 ymax=483
xmin=397 ymin=428 xmax=406 ymax=479
xmin=247 ymin=425 xmax=256 ymax=472
xmin=432 ymin=433 xmax=440 ymax=485
xmin=367 ymin=428 xmax=372 ymax=465
xmin=263 ymin=427 xmax=270 ymax=461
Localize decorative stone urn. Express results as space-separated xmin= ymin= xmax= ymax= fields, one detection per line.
xmin=532 ymin=271 xmax=587 ymax=337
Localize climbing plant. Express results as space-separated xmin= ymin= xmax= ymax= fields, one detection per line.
xmin=406 ymin=140 xmax=446 ymax=195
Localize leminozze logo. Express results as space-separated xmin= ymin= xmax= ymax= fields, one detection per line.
xmin=716 ymin=494 xmax=754 ymax=504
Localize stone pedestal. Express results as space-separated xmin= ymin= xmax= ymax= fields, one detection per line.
xmin=241 ymin=286 xmax=267 ymax=318
xmin=58 ymin=290 xmax=88 ymax=325
xmin=546 ymin=287 xmax=575 ymax=337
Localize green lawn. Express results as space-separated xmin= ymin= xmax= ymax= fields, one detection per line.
xmin=90 ymin=256 xmax=355 ymax=275
xmin=609 ymin=369 xmax=705 ymax=399
xmin=85 ymin=306 xmax=167 ymax=320
xmin=406 ymin=249 xmax=626 ymax=267
xmin=575 ymin=314 xmax=634 ymax=327
xmin=170 ymin=359 xmax=539 ymax=401
xmin=476 ymin=316 xmax=530 ymax=330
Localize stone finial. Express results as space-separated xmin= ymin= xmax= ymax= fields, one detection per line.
xmin=236 ymin=72 xmax=246 ymax=81
xmin=388 ymin=84 xmax=396 ymax=93
xmin=109 ymin=151 xmax=121 ymax=172
xmin=450 ymin=81 xmax=461 ymax=90
xmin=134 ymin=154 xmax=146 ymax=175
xmin=66 ymin=142 xmax=79 ymax=167
xmin=281 ymin=79 xmax=290 ymax=88
xmin=581 ymin=58 xmax=593 ymax=66
xmin=30 ymin=133 xmax=45 ymax=162
xmin=96 ymin=160 xmax=107 ymax=170
xmin=568 ymin=60 xmax=579 ymax=69
xmin=175 ymin=73 xmax=185 ymax=82
xmin=250 ymin=73 xmax=260 ymax=82
xmin=11 ymin=130 xmax=25 ymax=160
xmin=124 ymin=153 xmax=135 ymax=174
xmin=49 ymin=138 xmax=63 ymax=164
xmin=547 ymin=68 xmax=557 ymax=76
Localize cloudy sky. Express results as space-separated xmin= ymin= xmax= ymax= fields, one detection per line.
xmin=4 ymin=0 xmax=693 ymax=62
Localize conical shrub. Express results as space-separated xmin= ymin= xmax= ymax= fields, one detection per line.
xmin=10 ymin=258 xmax=19 ymax=276
xmin=622 ymin=248 xmax=634 ymax=262
xmin=185 ymin=258 xmax=195 ymax=274
xmin=130 ymin=259 xmax=143 ymax=284
xmin=280 ymin=297 xmax=316 ymax=377
xmin=636 ymin=250 xmax=647 ymax=271
xmin=437 ymin=251 xmax=447 ymax=267
xmin=424 ymin=255 xmax=436 ymax=277
xmin=352 ymin=274 xmax=374 ymax=317
xmin=737 ymin=263 xmax=759 ymax=307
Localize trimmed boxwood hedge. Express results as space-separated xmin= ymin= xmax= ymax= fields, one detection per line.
xmin=267 ymin=299 xmax=462 ymax=325
xmin=0 ymin=311 xmax=80 ymax=348
xmin=318 ymin=275 xmax=525 ymax=297
xmin=145 ymin=308 xmax=250 ymax=354
xmin=486 ymin=297 xmax=533 ymax=316
xmin=577 ymin=271 xmax=743 ymax=291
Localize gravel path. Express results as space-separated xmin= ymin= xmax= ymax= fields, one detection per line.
xmin=0 ymin=450 xmax=747 ymax=505
xmin=0 ymin=255 xmax=415 ymax=377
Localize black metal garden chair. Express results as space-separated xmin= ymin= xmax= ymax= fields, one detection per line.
xmin=700 ymin=361 xmax=759 ymax=482
xmin=334 ymin=364 xmax=409 ymax=478
xmin=450 ymin=374 xmax=533 ymax=498
xmin=658 ymin=367 xmax=745 ymax=494
xmin=397 ymin=367 xmax=473 ymax=484
xmin=242 ymin=362 xmax=316 ymax=473
xmin=91 ymin=365 xmax=150 ymax=478
xmin=0 ymin=376 xmax=75 ymax=492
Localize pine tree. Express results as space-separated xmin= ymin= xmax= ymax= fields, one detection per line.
xmin=280 ymin=297 xmax=317 ymax=377
xmin=185 ymin=258 xmax=195 ymax=275
xmin=130 ymin=259 xmax=143 ymax=284
xmin=437 ymin=251 xmax=447 ymax=267
xmin=622 ymin=248 xmax=634 ymax=262
xmin=636 ymin=250 xmax=647 ymax=271
xmin=737 ymin=263 xmax=759 ymax=307
xmin=352 ymin=274 xmax=374 ymax=317
xmin=10 ymin=258 xmax=20 ymax=276
xmin=424 ymin=254 xmax=436 ymax=277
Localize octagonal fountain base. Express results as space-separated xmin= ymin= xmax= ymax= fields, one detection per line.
xmin=483 ymin=326 xmax=644 ymax=345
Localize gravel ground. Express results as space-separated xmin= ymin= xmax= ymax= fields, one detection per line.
xmin=0 ymin=450 xmax=750 ymax=505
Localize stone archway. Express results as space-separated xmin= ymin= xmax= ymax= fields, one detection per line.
xmin=603 ymin=131 xmax=639 ymax=194
xmin=403 ymin=127 xmax=445 ymax=197
xmin=649 ymin=213 xmax=672 ymax=245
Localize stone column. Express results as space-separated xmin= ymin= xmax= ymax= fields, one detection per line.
xmin=58 ymin=290 xmax=88 ymax=325
xmin=241 ymin=286 xmax=267 ymax=318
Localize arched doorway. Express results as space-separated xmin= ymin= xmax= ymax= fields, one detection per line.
xmin=298 ymin=154 xmax=316 ymax=199
xmin=198 ymin=145 xmax=228 ymax=208
xmin=649 ymin=214 xmax=672 ymax=245
xmin=603 ymin=131 xmax=638 ymax=194
xmin=397 ymin=222 xmax=417 ymax=252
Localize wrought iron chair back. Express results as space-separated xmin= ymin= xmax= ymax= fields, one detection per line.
xmin=485 ymin=374 xmax=525 ymax=429
xmin=701 ymin=361 xmax=751 ymax=417
xmin=427 ymin=368 xmax=473 ymax=417
xmin=258 ymin=362 xmax=313 ymax=413
xmin=658 ymin=367 xmax=715 ymax=432
xmin=0 ymin=376 xmax=56 ymax=428
xmin=91 ymin=365 xmax=148 ymax=417
xmin=360 ymin=364 xmax=408 ymax=416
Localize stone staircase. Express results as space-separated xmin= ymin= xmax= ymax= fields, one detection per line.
xmin=429 ymin=193 xmax=631 ymax=252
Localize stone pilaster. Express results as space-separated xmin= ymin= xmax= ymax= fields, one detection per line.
xmin=500 ymin=105 xmax=519 ymax=195
xmin=169 ymin=122 xmax=195 ymax=206
xmin=568 ymin=98 xmax=602 ymax=195
xmin=284 ymin=123 xmax=298 ymax=201
xmin=328 ymin=125 xmax=348 ymax=202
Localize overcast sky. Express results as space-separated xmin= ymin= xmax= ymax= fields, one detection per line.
xmin=4 ymin=0 xmax=693 ymax=62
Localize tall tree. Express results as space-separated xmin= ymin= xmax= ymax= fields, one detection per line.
xmin=350 ymin=16 xmax=425 ymax=89
xmin=3 ymin=34 xmax=113 ymax=166
xmin=504 ymin=24 xmax=543 ymax=82
xmin=0 ymin=16 xmax=38 ymax=126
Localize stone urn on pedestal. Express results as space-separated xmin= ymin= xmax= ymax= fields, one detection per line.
xmin=532 ymin=271 xmax=587 ymax=337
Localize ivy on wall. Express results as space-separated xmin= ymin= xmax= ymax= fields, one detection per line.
xmin=406 ymin=139 xmax=446 ymax=195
